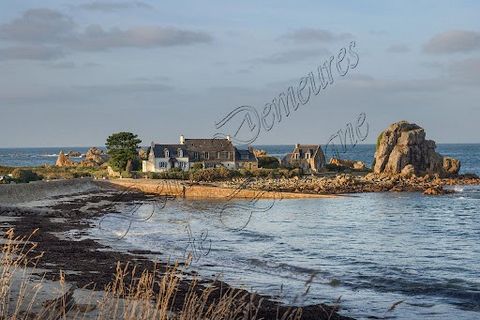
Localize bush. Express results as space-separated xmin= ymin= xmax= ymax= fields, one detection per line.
xmin=191 ymin=163 xmax=204 ymax=170
xmin=257 ymin=156 xmax=280 ymax=169
xmin=121 ymin=171 xmax=133 ymax=178
xmin=11 ymin=169 xmax=41 ymax=183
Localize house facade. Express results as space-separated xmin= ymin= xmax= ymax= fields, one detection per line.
xmin=142 ymin=135 xmax=257 ymax=172
xmin=282 ymin=144 xmax=326 ymax=173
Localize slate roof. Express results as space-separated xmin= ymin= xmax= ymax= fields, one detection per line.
xmin=235 ymin=149 xmax=257 ymax=162
xmin=150 ymin=138 xmax=237 ymax=162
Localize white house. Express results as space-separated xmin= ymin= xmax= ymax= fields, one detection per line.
xmin=142 ymin=135 xmax=257 ymax=172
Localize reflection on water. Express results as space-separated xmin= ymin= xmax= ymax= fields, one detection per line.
xmin=91 ymin=186 xmax=480 ymax=319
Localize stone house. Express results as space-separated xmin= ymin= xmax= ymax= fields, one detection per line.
xmin=282 ymin=144 xmax=326 ymax=173
xmin=142 ymin=135 xmax=257 ymax=172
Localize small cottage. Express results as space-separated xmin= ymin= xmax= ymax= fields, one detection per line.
xmin=282 ymin=144 xmax=326 ymax=173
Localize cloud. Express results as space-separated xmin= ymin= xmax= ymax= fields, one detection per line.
xmin=71 ymin=25 xmax=212 ymax=51
xmin=386 ymin=44 xmax=410 ymax=53
xmin=252 ymin=48 xmax=330 ymax=64
xmin=0 ymin=45 xmax=64 ymax=61
xmin=0 ymin=8 xmax=213 ymax=60
xmin=424 ymin=30 xmax=480 ymax=54
xmin=279 ymin=28 xmax=353 ymax=44
xmin=78 ymin=1 xmax=153 ymax=12
xmin=0 ymin=8 xmax=74 ymax=43
xmin=75 ymin=82 xmax=173 ymax=94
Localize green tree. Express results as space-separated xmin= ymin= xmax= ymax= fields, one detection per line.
xmin=106 ymin=132 xmax=142 ymax=172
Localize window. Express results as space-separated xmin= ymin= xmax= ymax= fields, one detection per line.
xmin=217 ymin=151 xmax=229 ymax=159
xmin=305 ymin=153 xmax=311 ymax=159
xmin=294 ymin=153 xmax=299 ymax=160
xmin=204 ymin=151 xmax=209 ymax=159
xmin=178 ymin=148 xmax=183 ymax=157
xmin=164 ymin=148 xmax=169 ymax=158
xmin=159 ymin=161 xmax=167 ymax=168
xmin=193 ymin=152 xmax=199 ymax=159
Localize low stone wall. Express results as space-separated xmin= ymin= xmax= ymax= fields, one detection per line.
xmin=0 ymin=178 xmax=106 ymax=204
xmin=107 ymin=179 xmax=334 ymax=199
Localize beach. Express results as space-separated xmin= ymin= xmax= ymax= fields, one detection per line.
xmin=0 ymin=178 xmax=351 ymax=320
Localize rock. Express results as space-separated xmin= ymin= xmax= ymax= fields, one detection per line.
xmin=330 ymin=158 xmax=367 ymax=170
xmin=443 ymin=157 xmax=461 ymax=175
xmin=353 ymin=161 xmax=366 ymax=170
xmin=373 ymin=121 xmax=460 ymax=176
xmin=56 ymin=151 xmax=75 ymax=167
xmin=66 ymin=151 xmax=81 ymax=157
xmin=80 ymin=147 xmax=108 ymax=166
xmin=107 ymin=166 xmax=120 ymax=177
xmin=423 ymin=186 xmax=448 ymax=195
xmin=401 ymin=164 xmax=416 ymax=177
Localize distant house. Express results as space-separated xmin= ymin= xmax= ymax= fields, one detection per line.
xmin=142 ymin=135 xmax=257 ymax=172
xmin=282 ymin=144 xmax=326 ymax=173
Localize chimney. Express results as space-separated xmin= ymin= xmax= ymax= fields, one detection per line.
xmin=295 ymin=143 xmax=300 ymax=148
xmin=226 ymin=135 xmax=231 ymax=141
xmin=180 ymin=135 xmax=185 ymax=144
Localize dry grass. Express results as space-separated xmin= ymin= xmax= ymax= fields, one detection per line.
xmin=1 ymin=229 xmax=306 ymax=320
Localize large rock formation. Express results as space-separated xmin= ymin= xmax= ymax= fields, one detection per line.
xmin=373 ymin=121 xmax=460 ymax=176
xmin=56 ymin=151 xmax=75 ymax=167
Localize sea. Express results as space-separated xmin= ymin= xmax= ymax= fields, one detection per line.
xmin=2 ymin=144 xmax=480 ymax=319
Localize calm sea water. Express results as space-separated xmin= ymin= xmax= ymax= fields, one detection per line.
xmin=92 ymin=184 xmax=480 ymax=320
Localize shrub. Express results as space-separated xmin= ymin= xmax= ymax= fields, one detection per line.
xmin=191 ymin=163 xmax=204 ymax=170
xmin=121 ymin=171 xmax=133 ymax=178
xmin=257 ymin=156 xmax=280 ymax=169
xmin=11 ymin=168 xmax=41 ymax=183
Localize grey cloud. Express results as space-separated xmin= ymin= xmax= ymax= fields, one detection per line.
xmin=0 ymin=8 xmax=212 ymax=60
xmin=71 ymin=25 xmax=212 ymax=51
xmin=0 ymin=45 xmax=64 ymax=61
xmin=253 ymin=48 xmax=330 ymax=64
xmin=78 ymin=1 xmax=153 ymax=12
xmin=386 ymin=44 xmax=410 ymax=53
xmin=74 ymin=82 xmax=174 ymax=95
xmin=280 ymin=28 xmax=353 ymax=43
xmin=424 ymin=30 xmax=480 ymax=54
xmin=0 ymin=8 xmax=74 ymax=43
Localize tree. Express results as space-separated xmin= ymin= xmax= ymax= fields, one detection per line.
xmin=106 ymin=132 xmax=142 ymax=172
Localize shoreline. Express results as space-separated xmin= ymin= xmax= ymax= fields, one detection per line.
xmin=0 ymin=183 xmax=352 ymax=320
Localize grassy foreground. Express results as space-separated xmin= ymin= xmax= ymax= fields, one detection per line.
xmin=0 ymin=229 xmax=320 ymax=320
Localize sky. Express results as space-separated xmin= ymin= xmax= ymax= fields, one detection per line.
xmin=0 ymin=0 xmax=479 ymax=147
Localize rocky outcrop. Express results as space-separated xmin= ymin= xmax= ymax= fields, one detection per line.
xmin=80 ymin=147 xmax=108 ymax=167
xmin=66 ymin=151 xmax=81 ymax=157
xmin=329 ymin=158 xmax=367 ymax=171
xmin=56 ymin=151 xmax=75 ymax=167
xmin=373 ymin=121 xmax=460 ymax=176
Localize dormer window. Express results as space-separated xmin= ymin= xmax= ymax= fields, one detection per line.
xmin=164 ymin=148 xmax=169 ymax=158
xmin=305 ymin=153 xmax=311 ymax=159
xmin=178 ymin=148 xmax=183 ymax=157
